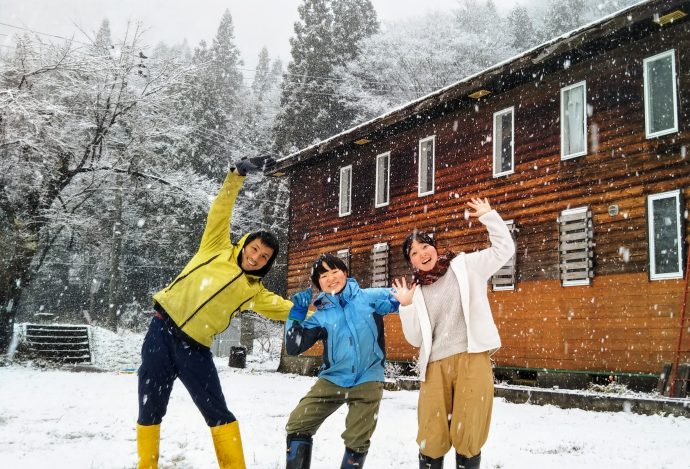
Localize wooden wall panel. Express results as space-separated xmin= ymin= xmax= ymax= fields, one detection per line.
xmin=492 ymin=273 xmax=688 ymax=373
xmin=284 ymin=18 xmax=690 ymax=374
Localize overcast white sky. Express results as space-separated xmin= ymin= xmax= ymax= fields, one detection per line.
xmin=0 ymin=0 xmax=534 ymax=70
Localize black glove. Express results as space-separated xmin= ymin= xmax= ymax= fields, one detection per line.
xmin=234 ymin=157 xmax=260 ymax=176
xmin=233 ymin=154 xmax=277 ymax=176
xmin=249 ymin=153 xmax=277 ymax=172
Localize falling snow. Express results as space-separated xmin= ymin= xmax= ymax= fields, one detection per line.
xmin=1 ymin=329 xmax=689 ymax=468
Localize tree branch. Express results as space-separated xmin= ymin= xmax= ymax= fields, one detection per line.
xmin=72 ymin=166 xmax=205 ymax=204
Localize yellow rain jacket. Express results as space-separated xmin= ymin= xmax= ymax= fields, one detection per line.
xmin=152 ymin=171 xmax=292 ymax=347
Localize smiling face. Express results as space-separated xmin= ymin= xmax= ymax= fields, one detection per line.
xmin=408 ymin=240 xmax=439 ymax=272
xmin=241 ymin=239 xmax=274 ymax=272
xmin=317 ymin=263 xmax=347 ymax=294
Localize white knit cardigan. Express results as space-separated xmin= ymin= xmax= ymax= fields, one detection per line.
xmin=398 ymin=210 xmax=515 ymax=382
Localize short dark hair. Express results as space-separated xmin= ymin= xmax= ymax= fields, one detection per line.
xmin=310 ymin=253 xmax=349 ymax=290
xmin=242 ymin=231 xmax=279 ymax=277
xmin=402 ymin=231 xmax=435 ymax=264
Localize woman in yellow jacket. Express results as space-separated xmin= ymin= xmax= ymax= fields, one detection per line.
xmin=136 ymin=159 xmax=292 ymax=469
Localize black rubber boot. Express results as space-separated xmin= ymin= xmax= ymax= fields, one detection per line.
xmin=286 ymin=434 xmax=313 ymax=469
xmin=340 ymin=447 xmax=367 ymax=468
xmin=456 ymin=452 xmax=481 ymax=469
xmin=419 ymin=453 xmax=443 ymax=469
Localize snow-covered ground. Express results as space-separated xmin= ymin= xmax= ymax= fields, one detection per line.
xmin=1 ymin=328 xmax=689 ymax=468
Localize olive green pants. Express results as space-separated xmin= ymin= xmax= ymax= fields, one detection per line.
xmin=285 ymin=378 xmax=384 ymax=453
xmin=417 ymin=352 xmax=494 ymax=459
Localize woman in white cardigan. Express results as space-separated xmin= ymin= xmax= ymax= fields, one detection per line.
xmin=391 ymin=198 xmax=514 ymax=469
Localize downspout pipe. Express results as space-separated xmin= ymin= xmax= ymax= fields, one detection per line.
xmin=670 ymin=247 xmax=690 ymax=397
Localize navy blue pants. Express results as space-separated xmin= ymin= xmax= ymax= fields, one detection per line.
xmin=137 ymin=315 xmax=236 ymax=426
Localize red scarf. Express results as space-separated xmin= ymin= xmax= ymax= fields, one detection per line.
xmin=412 ymin=251 xmax=456 ymax=286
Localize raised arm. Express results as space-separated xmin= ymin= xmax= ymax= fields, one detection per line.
xmin=198 ymin=170 xmax=245 ymax=253
xmin=392 ymin=277 xmax=423 ymax=347
xmin=284 ymin=288 xmax=326 ymax=355
xmin=465 ymin=198 xmax=515 ymax=279
xmin=365 ymin=287 xmax=400 ymax=315
xmin=247 ymin=285 xmax=293 ymax=322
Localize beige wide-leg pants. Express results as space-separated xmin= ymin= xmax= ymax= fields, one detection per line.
xmin=417 ymin=352 xmax=494 ymax=459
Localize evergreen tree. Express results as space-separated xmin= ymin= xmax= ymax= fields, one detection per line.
xmin=245 ymin=47 xmax=283 ymax=153
xmin=330 ymin=0 xmax=379 ymax=131
xmin=455 ymin=0 xmax=515 ymax=70
xmin=252 ymin=47 xmax=272 ymax=99
xmin=178 ymin=10 xmax=244 ymax=180
xmin=331 ymin=0 xmax=378 ymax=63
xmin=508 ymin=5 xmax=538 ymax=52
xmin=335 ymin=1 xmax=519 ymax=123
xmin=211 ymin=9 xmax=243 ymax=125
xmin=93 ymin=19 xmax=113 ymax=53
xmin=274 ymin=0 xmax=334 ymax=155
xmin=273 ymin=0 xmax=378 ymax=155
xmin=539 ymin=0 xmax=587 ymax=41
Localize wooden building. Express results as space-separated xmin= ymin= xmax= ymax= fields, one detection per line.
xmin=271 ymin=0 xmax=690 ymax=391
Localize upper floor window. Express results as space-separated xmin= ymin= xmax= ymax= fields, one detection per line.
xmin=559 ymin=206 xmax=594 ymax=286
xmin=492 ymin=220 xmax=517 ymax=291
xmin=418 ymin=136 xmax=435 ymax=196
xmin=375 ymin=152 xmax=391 ymax=207
xmin=493 ymin=107 xmax=514 ymax=177
xmin=644 ymin=50 xmax=678 ymax=138
xmin=339 ymin=165 xmax=352 ymax=217
xmin=337 ymin=248 xmax=351 ymax=272
xmin=371 ymin=242 xmax=389 ymax=287
xmin=648 ymin=190 xmax=683 ymax=280
xmin=561 ymin=81 xmax=587 ymax=159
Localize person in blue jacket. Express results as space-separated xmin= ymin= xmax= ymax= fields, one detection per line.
xmin=284 ymin=253 xmax=399 ymax=469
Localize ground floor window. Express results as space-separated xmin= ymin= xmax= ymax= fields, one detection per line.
xmin=648 ymin=189 xmax=683 ymax=280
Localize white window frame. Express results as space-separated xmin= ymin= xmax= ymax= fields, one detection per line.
xmin=560 ymin=81 xmax=588 ymax=160
xmin=418 ymin=136 xmax=435 ymax=197
xmin=339 ymin=165 xmax=352 ymax=217
xmin=493 ymin=107 xmax=515 ymax=177
xmin=643 ymin=49 xmax=678 ymax=139
xmin=492 ymin=220 xmax=516 ymax=291
xmin=648 ymin=189 xmax=683 ymax=280
xmin=336 ymin=248 xmax=350 ymax=271
xmin=371 ymin=242 xmax=389 ymax=287
xmin=559 ymin=206 xmax=593 ymax=287
xmin=375 ymin=152 xmax=391 ymax=208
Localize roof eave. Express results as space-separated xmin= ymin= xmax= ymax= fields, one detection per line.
xmin=268 ymin=0 xmax=683 ymax=176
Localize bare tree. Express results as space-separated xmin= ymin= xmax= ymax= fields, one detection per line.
xmin=0 ymin=25 xmax=211 ymax=349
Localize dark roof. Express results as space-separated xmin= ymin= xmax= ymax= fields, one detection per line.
xmin=269 ymin=0 xmax=687 ymax=176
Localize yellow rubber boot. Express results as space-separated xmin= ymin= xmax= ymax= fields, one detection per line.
xmin=136 ymin=423 xmax=160 ymax=469
xmin=210 ymin=421 xmax=247 ymax=469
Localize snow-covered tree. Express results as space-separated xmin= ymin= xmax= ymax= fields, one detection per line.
xmin=539 ymin=0 xmax=587 ymax=40
xmin=0 ymin=25 xmax=213 ymax=346
xmin=273 ymin=0 xmax=379 ymax=155
xmin=92 ymin=19 xmax=114 ymax=53
xmin=508 ymin=5 xmax=539 ymax=52
xmin=330 ymin=0 xmax=379 ymax=129
xmin=535 ymin=0 xmax=642 ymax=42
xmin=175 ymin=9 xmax=244 ymax=180
xmin=336 ymin=1 xmax=517 ymax=122
xmin=243 ymin=47 xmax=283 ymax=154
xmin=334 ymin=0 xmax=643 ymax=125
xmin=274 ymin=0 xmax=335 ymax=155
xmin=331 ymin=0 xmax=378 ymax=62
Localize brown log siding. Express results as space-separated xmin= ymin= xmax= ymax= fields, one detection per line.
xmin=286 ymin=16 xmax=690 ymax=372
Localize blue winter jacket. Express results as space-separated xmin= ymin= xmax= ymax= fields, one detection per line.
xmin=285 ymin=278 xmax=399 ymax=388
